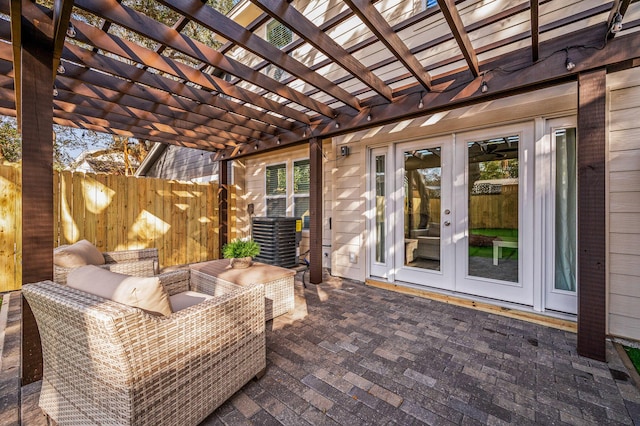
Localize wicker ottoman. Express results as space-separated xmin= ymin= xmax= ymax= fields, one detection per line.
xmin=190 ymin=259 xmax=295 ymax=321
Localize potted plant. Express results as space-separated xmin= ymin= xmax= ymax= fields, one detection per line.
xmin=222 ymin=239 xmax=261 ymax=269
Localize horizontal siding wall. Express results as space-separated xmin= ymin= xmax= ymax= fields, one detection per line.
xmin=146 ymin=145 xmax=217 ymax=182
xmin=331 ymin=84 xmax=577 ymax=284
xmin=608 ymin=68 xmax=640 ymax=341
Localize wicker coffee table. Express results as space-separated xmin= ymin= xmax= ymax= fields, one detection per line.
xmin=190 ymin=259 xmax=295 ymax=321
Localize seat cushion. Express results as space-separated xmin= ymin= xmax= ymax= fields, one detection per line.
xmin=169 ymin=291 xmax=215 ymax=312
xmin=54 ymin=240 xmax=105 ymax=268
xmin=67 ymin=265 xmax=172 ymax=316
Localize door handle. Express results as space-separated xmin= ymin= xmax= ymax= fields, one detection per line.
xmin=444 ymin=221 xmax=451 ymax=226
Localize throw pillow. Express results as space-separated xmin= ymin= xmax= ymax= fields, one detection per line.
xmin=54 ymin=240 xmax=105 ymax=268
xmin=67 ymin=265 xmax=172 ymax=316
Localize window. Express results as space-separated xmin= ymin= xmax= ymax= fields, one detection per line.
xmin=266 ymin=20 xmax=292 ymax=81
xmin=266 ymin=163 xmax=286 ymax=216
xmin=293 ymin=159 xmax=310 ymax=229
xmin=266 ymin=20 xmax=292 ymax=48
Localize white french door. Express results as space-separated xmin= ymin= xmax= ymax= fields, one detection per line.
xmin=453 ymin=124 xmax=534 ymax=305
xmin=369 ymin=123 xmax=535 ymax=306
xmin=368 ymin=120 xmax=579 ymax=312
xmin=393 ymin=137 xmax=455 ymax=289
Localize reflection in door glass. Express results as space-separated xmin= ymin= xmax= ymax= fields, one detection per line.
xmin=375 ymin=155 xmax=385 ymax=264
xmin=404 ymin=148 xmax=441 ymax=271
xmin=467 ymin=136 xmax=519 ymax=282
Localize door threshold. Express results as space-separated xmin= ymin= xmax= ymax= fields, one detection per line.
xmin=365 ymin=278 xmax=577 ymax=333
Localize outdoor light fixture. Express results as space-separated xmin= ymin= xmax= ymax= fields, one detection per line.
xmin=57 ymin=64 xmax=65 ymax=74
xmin=481 ymin=81 xmax=488 ymax=93
xmin=66 ymin=22 xmax=76 ymax=38
xmin=611 ymin=12 xmax=623 ymax=33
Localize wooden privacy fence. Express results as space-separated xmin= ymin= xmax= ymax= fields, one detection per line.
xmin=1 ymin=162 xmax=228 ymax=292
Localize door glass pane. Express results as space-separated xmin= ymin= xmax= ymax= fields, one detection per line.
xmin=375 ymin=155 xmax=385 ymax=263
xmin=404 ymin=148 xmax=441 ymax=271
xmin=555 ymin=128 xmax=577 ymax=292
xmin=467 ymin=136 xmax=519 ymax=282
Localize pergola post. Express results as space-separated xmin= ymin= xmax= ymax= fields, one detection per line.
xmin=309 ymin=138 xmax=323 ymax=284
xmin=577 ymin=68 xmax=607 ymax=361
xmin=20 ymin=2 xmax=54 ymax=384
xmin=218 ymin=159 xmax=229 ymax=258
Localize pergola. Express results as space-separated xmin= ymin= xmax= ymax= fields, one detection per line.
xmin=4 ymin=0 xmax=639 ymax=383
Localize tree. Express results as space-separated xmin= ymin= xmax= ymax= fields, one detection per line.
xmin=0 ymin=118 xmax=20 ymax=162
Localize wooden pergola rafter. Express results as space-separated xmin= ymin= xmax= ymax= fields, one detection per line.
xmin=0 ymin=0 xmax=635 ymax=158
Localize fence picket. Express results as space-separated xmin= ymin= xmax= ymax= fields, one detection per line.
xmin=0 ymin=164 xmax=223 ymax=291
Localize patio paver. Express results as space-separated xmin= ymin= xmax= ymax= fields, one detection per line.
xmin=4 ymin=271 xmax=640 ymax=425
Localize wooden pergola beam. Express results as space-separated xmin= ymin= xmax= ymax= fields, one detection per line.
xmin=73 ymin=0 xmax=329 ymax=121
xmin=156 ymin=0 xmax=362 ymax=113
xmin=436 ymin=0 xmax=480 ymax=77
xmin=51 ymin=0 xmax=73 ymax=80
xmin=531 ymin=0 xmax=540 ymax=61
xmin=606 ymin=0 xmax=632 ymax=39
xmin=343 ymin=0 xmax=432 ymax=92
xmin=216 ymin=24 xmax=640 ymax=159
xmin=68 ymin=23 xmax=309 ymax=128
xmin=249 ymin=0 xmax=393 ymax=102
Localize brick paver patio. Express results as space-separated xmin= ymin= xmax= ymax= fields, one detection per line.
xmin=3 ymin=271 xmax=640 ymax=425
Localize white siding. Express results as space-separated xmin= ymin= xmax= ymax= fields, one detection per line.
xmin=608 ymin=68 xmax=640 ymax=341
xmin=234 ymin=141 xmax=333 ymax=268
xmin=332 ymin=83 xmax=577 ymax=283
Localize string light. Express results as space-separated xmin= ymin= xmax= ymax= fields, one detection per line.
xmin=481 ymin=81 xmax=488 ymax=93
xmin=66 ymin=23 xmax=76 ymax=38
xmin=367 ymin=114 xmax=372 ymax=122
xmin=611 ymin=12 xmax=623 ymax=33
xmin=565 ymin=48 xmax=576 ymax=71
xmin=57 ymin=64 xmax=65 ymax=74
xmin=53 ymin=86 xmax=58 ymax=97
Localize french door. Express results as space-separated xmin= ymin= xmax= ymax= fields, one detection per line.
xmin=368 ymin=120 xmax=578 ymax=313
xmin=369 ymin=123 xmax=535 ymax=306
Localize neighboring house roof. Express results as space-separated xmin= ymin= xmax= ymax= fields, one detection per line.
xmin=69 ymin=149 xmax=140 ymax=175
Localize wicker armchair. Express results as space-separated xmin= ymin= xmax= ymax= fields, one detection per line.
xmin=22 ymin=269 xmax=266 ymax=425
xmin=53 ymin=247 xmax=159 ymax=285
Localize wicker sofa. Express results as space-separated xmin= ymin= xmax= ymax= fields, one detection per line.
xmin=22 ymin=269 xmax=266 ymax=425
xmin=53 ymin=246 xmax=159 ymax=285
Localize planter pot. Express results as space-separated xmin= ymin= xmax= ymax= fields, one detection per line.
xmin=230 ymin=256 xmax=253 ymax=269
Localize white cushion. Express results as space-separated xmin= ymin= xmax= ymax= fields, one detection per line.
xmin=54 ymin=240 xmax=105 ymax=268
xmin=67 ymin=265 xmax=172 ymax=317
xmin=169 ymin=291 xmax=215 ymax=312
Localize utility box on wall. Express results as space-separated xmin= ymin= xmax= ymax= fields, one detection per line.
xmin=251 ymin=217 xmax=301 ymax=268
